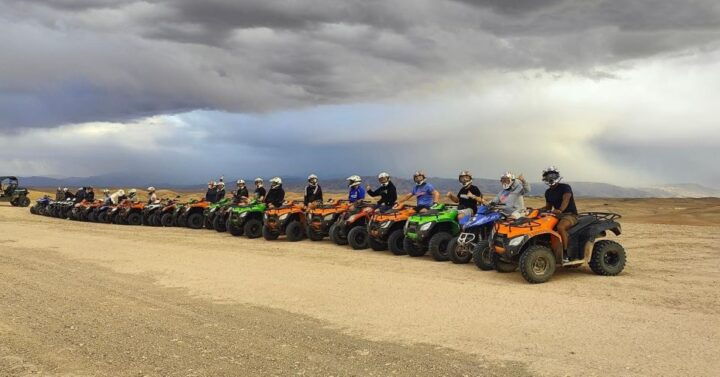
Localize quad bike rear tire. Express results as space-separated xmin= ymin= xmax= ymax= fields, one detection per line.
xmin=450 ymin=237 xmax=473 ymax=265
xmin=227 ymin=218 xmax=244 ymax=236
xmin=387 ymin=229 xmax=406 ymax=255
xmin=160 ymin=213 xmax=174 ymax=227
xmin=19 ymin=197 xmax=30 ymax=207
xmin=329 ymin=223 xmax=348 ymax=245
xmin=368 ymin=236 xmax=387 ymax=251
xmin=429 ymin=232 xmax=452 ymax=261
xmin=263 ymin=225 xmax=280 ymax=240
xmin=186 ymin=213 xmax=204 ymax=229
xmin=589 ymin=240 xmax=626 ymax=276
xmin=204 ymin=215 xmax=214 ymax=230
xmin=285 ymin=221 xmax=305 ymax=242
xmin=213 ymin=214 xmax=227 ymax=232
xmin=97 ymin=211 xmax=108 ymax=223
xmin=519 ymin=245 xmax=556 ymax=284
xmin=493 ymin=252 xmax=517 ymax=273
xmin=30 ymin=206 xmax=37 ymax=215
xmin=347 ymin=226 xmax=369 ymax=250
xmin=307 ymin=226 xmax=324 ymax=241
xmin=126 ymin=212 xmax=142 ymax=226
xmin=471 ymin=240 xmax=494 ymax=270
xmin=244 ymin=219 xmax=263 ymax=238
xmin=87 ymin=211 xmax=96 ymax=222
xmin=404 ymin=237 xmax=426 ymax=257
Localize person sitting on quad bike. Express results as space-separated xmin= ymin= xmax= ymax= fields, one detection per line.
xmin=366 ymin=172 xmax=397 ymax=211
xmin=205 ymin=181 xmax=217 ymax=202
xmin=395 ymin=171 xmax=440 ymax=213
xmin=540 ymin=166 xmax=578 ymax=258
xmin=85 ymin=187 xmax=95 ymax=201
xmin=109 ymin=189 xmax=126 ymax=205
xmin=304 ymin=174 xmax=323 ymax=209
xmin=102 ymin=189 xmax=111 ymax=204
xmin=446 ymin=170 xmax=482 ymax=221
xmin=265 ymin=177 xmax=285 ymax=208
xmin=233 ymin=180 xmax=249 ymax=203
xmin=127 ymin=188 xmax=139 ymax=203
xmin=63 ymin=187 xmax=75 ymax=200
xmin=215 ymin=181 xmax=226 ymax=203
xmin=254 ymin=178 xmax=267 ymax=202
xmin=147 ymin=187 xmax=160 ymax=204
xmin=346 ymin=175 xmax=366 ymax=204
xmin=55 ymin=187 xmax=64 ymax=201
xmin=488 ymin=172 xmax=530 ymax=218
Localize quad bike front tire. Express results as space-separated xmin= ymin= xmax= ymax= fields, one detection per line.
xmin=244 ymin=219 xmax=263 ymax=239
xmin=404 ymin=237 xmax=426 ymax=257
xmin=160 ymin=213 xmax=175 ymax=227
xmin=186 ymin=213 xmax=204 ymax=229
xmin=213 ymin=214 xmax=227 ymax=232
xmin=347 ymin=226 xmax=369 ymax=250
xmin=18 ymin=197 xmax=30 ymax=207
xmin=329 ymin=223 xmax=348 ymax=246
xmin=387 ymin=229 xmax=406 ymax=255
xmin=429 ymin=232 xmax=453 ymax=262
xmin=97 ymin=211 xmax=108 ymax=223
xmin=87 ymin=211 xmax=97 ymax=222
xmin=368 ymin=236 xmax=387 ymax=251
xmin=226 ymin=218 xmax=244 ymax=236
xmin=449 ymin=237 xmax=471 ymax=264
xmin=285 ymin=221 xmax=305 ymax=242
xmin=519 ymin=245 xmax=557 ymax=284
xmin=126 ymin=212 xmax=142 ymax=226
xmin=263 ymin=225 xmax=280 ymax=240
xmin=589 ymin=240 xmax=626 ymax=276
xmin=30 ymin=206 xmax=37 ymax=215
xmin=307 ymin=226 xmax=324 ymax=241
xmin=471 ymin=240 xmax=494 ymax=270
xmin=493 ymin=252 xmax=517 ymax=273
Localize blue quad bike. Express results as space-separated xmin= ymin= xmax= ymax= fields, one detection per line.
xmin=448 ymin=204 xmax=506 ymax=269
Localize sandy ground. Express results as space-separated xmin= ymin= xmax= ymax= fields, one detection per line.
xmin=1 ymin=198 xmax=719 ymax=376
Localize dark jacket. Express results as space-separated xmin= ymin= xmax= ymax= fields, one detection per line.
xmin=368 ymin=181 xmax=397 ymax=207
xmin=304 ymin=185 xmax=323 ymax=206
xmin=85 ymin=191 xmax=95 ymax=201
xmin=205 ymin=187 xmax=217 ymax=202
xmin=64 ymin=191 xmax=76 ymax=200
xmin=265 ymin=185 xmax=285 ymax=207
xmin=215 ymin=189 xmax=226 ymax=203
xmin=233 ymin=187 xmax=249 ymax=203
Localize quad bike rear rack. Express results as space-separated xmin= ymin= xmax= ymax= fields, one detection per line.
xmin=577 ymin=212 xmax=622 ymax=221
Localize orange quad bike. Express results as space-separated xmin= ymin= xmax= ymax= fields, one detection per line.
xmin=262 ymin=201 xmax=307 ymax=241
xmin=329 ymin=201 xmax=376 ymax=250
xmin=366 ymin=205 xmax=416 ymax=254
xmin=179 ymin=199 xmax=210 ymax=229
xmin=70 ymin=199 xmax=102 ymax=221
xmin=115 ymin=200 xmax=146 ymax=225
xmin=305 ymin=199 xmax=351 ymax=241
xmin=85 ymin=200 xmax=106 ymax=222
xmin=491 ymin=211 xmax=625 ymax=284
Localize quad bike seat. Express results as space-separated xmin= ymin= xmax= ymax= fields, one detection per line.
xmin=568 ymin=215 xmax=598 ymax=235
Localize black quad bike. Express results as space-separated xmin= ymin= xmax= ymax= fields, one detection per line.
xmin=0 ymin=176 xmax=31 ymax=207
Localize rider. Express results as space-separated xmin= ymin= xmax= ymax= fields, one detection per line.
xmin=346 ymin=175 xmax=366 ymax=203
xmin=446 ymin=170 xmax=482 ymax=220
xmin=233 ymin=180 xmax=249 ymax=203
xmin=109 ymin=189 xmax=125 ymax=205
xmin=264 ymin=177 xmax=285 ymax=208
xmin=366 ymin=172 xmax=397 ymax=211
xmin=62 ymin=187 xmax=75 ymax=200
xmin=395 ymin=171 xmax=440 ymax=213
xmin=215 ymin=181 xmax=226 ymax=202
xmin=147 ymin=187 xmax=159 ymax=204
xmin=205 ymin=181 xmax=217 ymax=202
xmin=304 ymin=174 xmax=323 ymax=208
xmin=127 ymin=188 xmax=139 ymax=203
xmin=102 ymin=189 xmax=111 ymax=204
xmin=540 ymin=166 xmax=578 ymax=257
xmin=254 ymin=178 xmax=266 ymax=202
xmin=55 ymin=187 xmax=64 ymax=201
xmin=488 ymin=172 xmax=530 ymax=218
xmin=85 ymin=187 xmax=95 ymax=201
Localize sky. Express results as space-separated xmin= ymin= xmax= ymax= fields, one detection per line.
xmin=1 ymin=0 xmax=719 ymax=187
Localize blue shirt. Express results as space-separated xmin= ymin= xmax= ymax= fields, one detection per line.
xmin=412 ymin=182 xmax=435 ymax=208
xmin=349 ymin=186 xmax=366 ymax=203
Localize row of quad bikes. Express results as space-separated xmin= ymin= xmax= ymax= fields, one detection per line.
xmin=30 ymin=196 xmax=627 ymax=284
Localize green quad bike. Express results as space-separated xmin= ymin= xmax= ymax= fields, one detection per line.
xmin=403 ymin=203 xmax=461 ymax=261
xmin=225 ymin=200 xmax=267 ymax=238
xmin=0 ymin=176 xmax=31 ymax=207
xmin=212 ymin=202 xmax=239 ymax=232
xmin=203 ymin=197 xmax=232 ymax=230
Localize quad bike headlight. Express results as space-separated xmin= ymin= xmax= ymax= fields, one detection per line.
xmin=419 ymin=222 xmax=433 ymax=232
xmin=324 ymin=214 xmax=335 ymax=221
xmin=240 ymin=212 xmax=248 ymax=218
xmin=380 ymin=221 xmax=392 ymax=228
xmin=279 ymin=214 xmax=289 ymax=221
xmin=263 ymin=213 xmax=268 ymax=221
xmin=508 ymin=235 xmax=526 ymax=247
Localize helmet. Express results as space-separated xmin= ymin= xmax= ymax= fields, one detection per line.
xmin=542 ymin=166 xmax=562 ymax=186
xmin=346 ymin=175 xmax=362 ymax=187
xmin=62 ymin=187 xmax=68 ymax=192
xmin=254 ymin=178 xmax=263 ymax=184
xmin=117 ymin=189 xmax=125 ymax=196
xmin=458 ymin=170 xmax=473 ymax=187
xmin=270 ymin=177 xmax=282 ymax=187
xmin=147 ymin=186 xmax=156 ymax=192
xmin=236 ymin=179 xmax=245 ymax=185
xmin=413 ymin=171 xmax=426 ymax=185
xmin=308 ymin=174 xmax=318 ymax=185
xmin=128 ymin=188 xmax=137 ymax=196
xmin=217 ymin=181 xmax=225 ymax=187
xmin=500 ymin=172 xmax=515 ymax=190
xmin=378 ymin=172 xmax=390 ymax=184
xmin=103 ymin=189 xmax=110 ymax=194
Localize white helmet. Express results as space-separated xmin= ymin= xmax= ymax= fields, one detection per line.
xmin=254 ymin=177 xmax=263 ymax=184
xmin=103 ymin=189 xmax=110 ymax=194
xmin=217 ymin=181 xmax=225 ymax=187
xmin=542 ymin=166 xmax=562 ymax=186
xmin=270 ymin=177 xmax=282 ymax=187
xmin=147 ymin=186 xmax=156 ymax=192
xmin=500 ymin=172 xmax=515 ymax=190
xmin=413 ymin=171 xmax=426 ymax=185
xmin=347 ymin=175 xmax=362 ymax=187
xmin=308 ymin=174 xmax=318 ymax=185
xmin=378 ymin=172 xmax=390 ymax=185
xmin=458 ymin=170 xmax=473 ymax=187
xmin=62 ymin=187 xmax=68 ymax=192
xmin=117 ymin=189 xmax=125 ymax=196
xmin=236 ymin=179 xmax=245 ymax=185
xmin=128 ymin=188 xmax=137 ymax=197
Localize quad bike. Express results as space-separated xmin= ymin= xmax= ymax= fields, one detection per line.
xmin=492 ymin=211 xmax=625 ymax=284
xmin=225 ymin=200 xmax=267 ymax=238
xmin=70 ymin=199 xmax=102 ymax=221
xmin=262 ymin=201 xmax=307 ymax=241
xmin=143 ymin=198 xmax=176 ymax=226
xmin=211 ymin=202 xmax=239 ymax=232
xmin=85 ymin=200 xmax=106 ymax=222
xmin=448 ymin=204 xmax=505 ymax=267
xmin=173 ymin=199 xmax=209 ymax=229
xmin=50 ymin=199 xmax=76 ymax=219
xmin=30 ymin=196 xmax=52 ymax=215
xmin=403 ymin=203 xmax=460 ymax=261
xmin=306 ymin=200 xmax=351 ymax=241
xmin=0 ymin=176 xmax=31 ymax=207
xmin=158 ymin=199 xmax=182 ymax=226
xmin=94 ymin=203 xmax=117 ymax=223
xmin=329 ymin=201 xmax=375 ymax=250
xmin=203 ymin=197 xmax=232 ymax=230
xmin=114 ymin=200 xmax=146 ymax=225
xmin=366 ymin=205 xmax=416 ymax=254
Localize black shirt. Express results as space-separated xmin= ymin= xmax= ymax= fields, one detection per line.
xmin=233 ymin=187 xmax=249 ymax=202
xmin=265 ymin=185 xmax=285 ymax=207
xmin=85 ymin=191 xmax=95 ymax=201
xmin=304 ymin=185 xmax=323 ymax=205
xmin=205 ymin=188 xmax=217 ymax=202
xmin=457 ymin=185 xmax=482 ymax=213
xmin=254 ymin=186 xmax=266 ymax=201
xmin=368 ymin=181 xmax=397 ymax=207
xmin=545 ymin=183 xmax=578 ymax=215
xmin=64 ymin=192 xmax=75 ymax=200
xmin=215 ymin=189 xmax=226 ymax=203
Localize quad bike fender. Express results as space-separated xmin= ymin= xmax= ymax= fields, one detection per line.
xmin=496 ymin=230 xmax=563 ymax=262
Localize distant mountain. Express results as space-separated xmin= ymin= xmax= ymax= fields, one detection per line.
xmin=17 ymin=174 xmax=720 ymax=198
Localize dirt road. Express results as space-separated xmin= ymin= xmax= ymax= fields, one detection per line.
xmin=1 ymin=205 xmax=719 ymax=376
